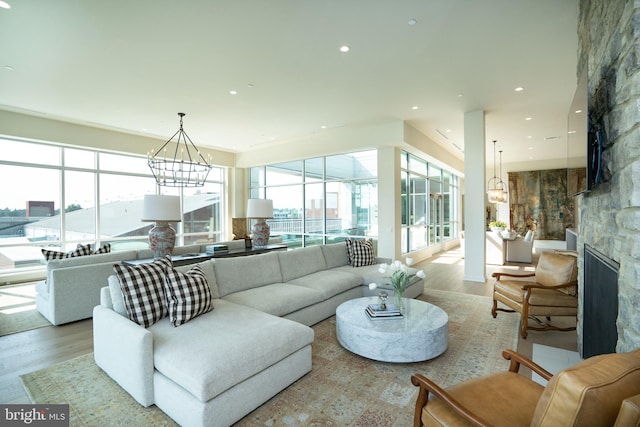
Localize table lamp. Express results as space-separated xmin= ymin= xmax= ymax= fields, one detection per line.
xmin=246 ymin=199 xmax=273 ymax=248
xmin=142 ymin=195 xmax=182 ymax=258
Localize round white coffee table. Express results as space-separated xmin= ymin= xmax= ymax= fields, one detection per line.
xmin=336 ymin=296 xmax=448 ymax=362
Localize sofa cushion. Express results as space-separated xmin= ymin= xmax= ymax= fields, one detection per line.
xmin=175 ymin=260 xmax=220 ymax=299
xmin=320 ymin=243 xmax=350 ymax=269
xmin=164 ymin=266 xmax=213 ymax=327
xmin=278 ymin=246 xmax=327 ymax=282
xmin=113 ymin=256 xmax=172 ymax=327
xmin=42 ymin=243 xmax=93 ymax=261
xmin=149 ymin=299 xmax=314 ymax=402
xmin=345 ymin=238 xmax=376 ymax=267
xmin=108 ymin=274 xmax=127 ymax=316
xmin=287 ymin=270 xmax=362 ymax=300
xmin=213 ymin=252 xmax=282 ymax=297
xmin=223 ymin=283 xmax=324 ymax=317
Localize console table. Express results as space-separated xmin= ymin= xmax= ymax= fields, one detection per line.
xmin=123 ymin=244 xmax=287 ymax=267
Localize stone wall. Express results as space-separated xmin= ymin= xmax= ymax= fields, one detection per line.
xmin=577 ymin=0 xmax=640 ymax=354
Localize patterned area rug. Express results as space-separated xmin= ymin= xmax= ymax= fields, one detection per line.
xmin=20 ymin=289 xmax=519 ymax=427
xmin=0 ymin=283 xmax=50 ymax=336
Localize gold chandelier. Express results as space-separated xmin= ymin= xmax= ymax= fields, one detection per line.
xmin=148 ymin=113 xmax=212 ymax=187
xmin=487 ymin=140 xmax=508 ymax=204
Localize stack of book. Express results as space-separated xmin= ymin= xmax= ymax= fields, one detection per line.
xmin=365 ymin=303 xmax=403 ymax=320
xmin=205 ymin=244 xmax=229 ymax=255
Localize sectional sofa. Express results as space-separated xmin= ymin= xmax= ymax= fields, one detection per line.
xmin=93 ymin=242 xmax=424 ymax=427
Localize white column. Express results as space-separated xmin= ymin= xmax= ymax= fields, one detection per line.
xmin=463 ymin=110 xmax=487 ymax=282
xmin=377 ymin=146 xmax=399 ymax=259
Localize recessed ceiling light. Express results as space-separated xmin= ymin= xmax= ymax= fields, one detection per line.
xmin=247 ymin=83 xmax=254 ymax=88
xmin=457 ymin=93 xmax=464 ymax=98
xmin=568 ymin=130 xmax=577 ymax=134
xmin=339 ymin=45 xmax=350 ymax=53
xmin=0 ymin=1 xmax=11 ymax=9
xmin=525 ymin=117 xmax=532 ymax=121
xmin=229 ymin=90 xmax=238 ymax=95
xmin=515 ymin=86 xmax=524 ymax=92
xmin=412 ymin=106 xmax=419 ymax=110
xmin=4 ymin=65 xmax=13 ymax=71
xmin=575 ymin=109 xmax=583 ymax=114
xmin=321 ymin=125 xmax=327 ymax=129
xmin=527 ymin=135 xmax=532 ymax=139
xmin=408 ymin=18 xmax=417 ymax=25
xmin=446 ymin=129 xmax=452 ymax=133
xmin=528 ymin=146 xmax=533 ymax=150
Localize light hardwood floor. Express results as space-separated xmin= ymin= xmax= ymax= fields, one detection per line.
xmin=0 ymin=245 xmax=577 ymax=404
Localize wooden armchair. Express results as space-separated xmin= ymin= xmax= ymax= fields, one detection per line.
xmin=491 ymin=251 xmax=578 ymax=339
xmin=411 ymin=348 xmax=640 ymax=427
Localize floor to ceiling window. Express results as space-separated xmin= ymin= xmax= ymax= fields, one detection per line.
xmin=0 ymin=137 xmax=225 ymax=280
xmin=401 ymin=151 xmax=459 ymax=254
xmin=250 ymin=150 xmax=378 ymax=249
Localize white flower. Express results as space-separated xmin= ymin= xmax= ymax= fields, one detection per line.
xmin=378 ymin=263 xmax=388 ymax=274
xmin=417 ymin=270 xmax=426 ymax=279
xmin=394 ymin=260 xmax=402 ymax=269
xmin=405 ymin=257 xmax=414 ymax=266
xmin=369 ymin=283 xmax=377 ymax=290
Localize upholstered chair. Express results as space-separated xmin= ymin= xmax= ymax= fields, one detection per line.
xmin=492 ymin=251 xmax=578 ymax=339
xmin=506 ymin=230 xmax=535 ymax=263
xmin=411 ymin=348 xmax=640 ymax=427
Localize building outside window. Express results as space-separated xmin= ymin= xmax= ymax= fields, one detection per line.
xmin=0 ymin=137 xmax=225 ymax=281
xmin=250 ymin=150 xmax=378 ymax=249
xmin=401 ymin=151 xmax=460 ymax=254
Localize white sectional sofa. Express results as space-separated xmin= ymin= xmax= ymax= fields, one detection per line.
xmin=93 ymin=242 xmax=424 ymax=427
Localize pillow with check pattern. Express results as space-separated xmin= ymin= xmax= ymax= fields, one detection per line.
xmin=164 ymin=266 xmax=213 ymax=327
xmin=113 ymin=255 xmax=172 ymax=328
xmin=345 ymin=238 xmax=376 ymax=267
xmin=92 ymin=242 xmax=111 ymax=254
xmin=41 ymin=243 xmax=93 ymax=261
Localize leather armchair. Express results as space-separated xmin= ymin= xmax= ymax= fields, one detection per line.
xmin=491 ymin=251 xmax=578 ymax=339
xmin=411 ymin=348 xmax=640 ymax=427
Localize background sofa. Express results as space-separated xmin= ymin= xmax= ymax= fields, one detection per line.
xmin=36 ymin=239 xmax=280 ymax=326
xmin=94 ymin=242 xmax=425 ymax=427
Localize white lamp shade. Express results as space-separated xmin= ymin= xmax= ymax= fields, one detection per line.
xmin=246 ymin=199 xmax=273 ymax=219
xmin=142 ymin=195 xmax=182 ymax=222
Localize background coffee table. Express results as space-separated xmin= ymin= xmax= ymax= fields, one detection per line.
xmin=336 ymin=296 xmax=448 ymax=362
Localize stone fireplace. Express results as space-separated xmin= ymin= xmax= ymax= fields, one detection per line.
xmin=576 ymin=0 xmax=640 ymax=355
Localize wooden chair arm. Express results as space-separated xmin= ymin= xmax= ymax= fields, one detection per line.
xmin=411 ymin=374 xmax=492 ymax=427
xmin=492 ymin=271 xmax=535 ymax=280
xmin=502 ymin=349 xmax=553 ymax=381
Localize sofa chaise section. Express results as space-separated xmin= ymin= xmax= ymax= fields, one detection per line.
xmin=94 ymin=288 xmax=314 ymax=427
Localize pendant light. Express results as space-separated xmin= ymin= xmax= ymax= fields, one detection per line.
xmin=148 ymin=113 xmax=213 ymax=187
xmin=487 ymin=140 xmax=507 ymax=204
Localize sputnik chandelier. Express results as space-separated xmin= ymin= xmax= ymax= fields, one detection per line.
xmin=148 ymin=112 xmax=212 ymax=187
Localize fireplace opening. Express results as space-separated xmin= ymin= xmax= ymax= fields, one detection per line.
xmin=582 ymin=244 xmax=620 ymax=358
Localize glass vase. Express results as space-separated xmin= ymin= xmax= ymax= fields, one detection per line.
xmin=395 ymin=290 xmax=405 ymax=314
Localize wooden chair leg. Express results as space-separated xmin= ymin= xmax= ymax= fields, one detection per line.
xmin=492 ymin=298 xmax=498 ymax=318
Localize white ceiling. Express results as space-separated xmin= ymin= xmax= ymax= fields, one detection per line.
xmin=0 ymin=0 xmax=579 ymax=167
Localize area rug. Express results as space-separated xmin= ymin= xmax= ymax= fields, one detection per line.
xmin=20 ymin=289 xmax=519 ymax=426
xmin=0 ymin=283 xmax=50 ymax=336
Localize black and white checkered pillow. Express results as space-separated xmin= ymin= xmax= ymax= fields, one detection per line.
xmin=164 ymin=266 xmax=213 ymax=327
xmin=345 ymin=238 xmax=376 ymax=267
xmin=41 ymin=243 xmax=93 ymax=261
xmin=92 ymin=242 xmax=111 ymax=254
xmin=113 ymin=256 xmax=172 ymax=328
